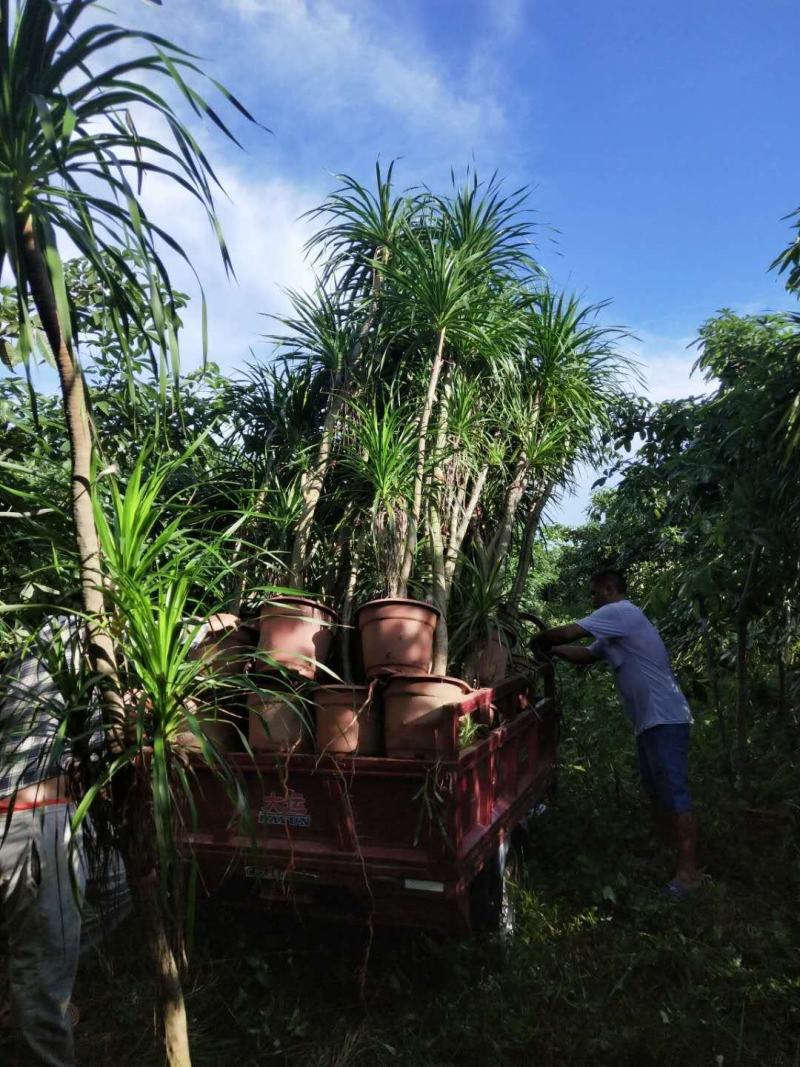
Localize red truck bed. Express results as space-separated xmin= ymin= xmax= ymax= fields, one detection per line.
xmin=185 ymin=669 xmax=558 ymax=935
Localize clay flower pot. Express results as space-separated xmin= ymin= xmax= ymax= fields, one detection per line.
xmin=174 ymin=697 xmax=246 ymax=754
xmin=383 ymin=674 xmax=473 ymax=759
xmin=355 ymin=598 xmax=439 ymax=679
xmin=189 ymin=613 xmax=258 ymax=676
xmin=476 ymin=629 xmax=509 ymax=687
xmin=247 ymin=688 xmax=313 ymax=753
xmin=255 ymin=596 xmax=338 ymax=680
xmin=313 ymin=684 xmax=379 ymax=756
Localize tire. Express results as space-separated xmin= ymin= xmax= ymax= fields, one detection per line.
xmin=469 ymin=838 xmax=523 ymax=937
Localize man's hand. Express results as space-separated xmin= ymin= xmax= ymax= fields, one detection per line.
xmin=529 ymin=634 xmax=552 ymax=662
xmin=551 ymin=644 xmax=598 ymax=666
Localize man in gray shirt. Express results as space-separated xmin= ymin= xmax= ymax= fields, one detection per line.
xmin=1 ymin=616 xmax=130 ymax=1064
xmin=532 ymin=569 xmax=699 ymax=897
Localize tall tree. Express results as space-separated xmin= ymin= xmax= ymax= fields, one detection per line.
xmin=0 ymin=2 xmax=258 ymax=1063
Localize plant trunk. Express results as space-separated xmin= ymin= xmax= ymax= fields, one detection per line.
xmin=122 ymin=769 xmax=191 ymax=1067
xmin=777 ymin=652 xmax=786 ymax=718
xmin=696 ymin=595 xmax=733 ymax=785
xmin=229 ymin=483 xmax=270 ymax=614
xmin=137 ymin=874 xmax=192 ymax=1067
xmin=734 ymin=544 xmax=762 ymax=793
xmin=399 ymin=327 xmax=447 ymax=596
xmin=429 ymin=502 xmax=448 ymax=675
xmin=288 ymin=268 xmax=381 ymax=588
xmin=508 ymin=482 xmax=553 ymax=608
xmin=428 ymin=376 xmax=452 ymax=674
xmin=486 ymin=453 xmax=529 ymax=573
xmin=444 ymin=466 xmax=489 ymax=593
xmin=19 ymin=216 xmax=125 ymax=747
xmin=287 ymin=383 xmax=346 ymax=588
xmin=340 ymin=543 xmax=360 ymax=684
xmin=21 ymin=217 xmax=191 ymax=1064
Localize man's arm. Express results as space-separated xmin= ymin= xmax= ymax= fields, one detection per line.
xmin=550 ymin=644 xmax=598 ymax=666
xmin=536 ymin=622 xmax=591 ymax=645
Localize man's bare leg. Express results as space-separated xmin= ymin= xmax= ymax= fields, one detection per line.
xmin=651 ymin=805 xmax=674 ymax=849
xmin=671 ymin=810 xmax=699 ymax=887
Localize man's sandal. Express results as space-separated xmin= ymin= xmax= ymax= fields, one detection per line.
xmin=661 ymin=879 xmax=697 ymax=900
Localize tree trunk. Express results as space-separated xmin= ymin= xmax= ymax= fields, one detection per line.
xmin=734 ymin=544 xmax=762 ymax=793
xmin=229 ymin=483 xmax=269 ymax=614
xmin=123 ymin=771 xmax=191 ymax=1067
xmin=21 ymin=217 xmax=191 ymax=1065
xmin=138 ymin=875 xmax=192 ymax=1067
xmin=696 ymin=595 xmax=733 ymax=785
xmin=288 ymin=268 xmax=381 ymax=588
xmin=427 ymin=376 xmax=452 ymax=674
xmin=508 ymin=482 xmax=553 ymax=608
xmin=399 ymin=327 xmax=447 ymax=596
xmin=19 ymin=216 xmax=125 ymax=747
xmin=486 ymin=453 xmax=529 ymax=573
xmin=287 ymin=381 xmax=347 ymax=588
xmin=444 ymin=466 xmax=489 ymax=592
xmin=429 ymin=502 xmax=449 ymax=675
xmin=340 ymin=543 xmax=360 ymax=684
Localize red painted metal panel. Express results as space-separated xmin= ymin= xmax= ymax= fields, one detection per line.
xmin=184 ymin=670 xmax=559 ymax=934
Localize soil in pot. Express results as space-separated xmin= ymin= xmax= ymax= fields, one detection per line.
xmin=313 ymin=684 xmax=379 ymax=756
xmin=383 ymin=674 xmax=473 ymax=759
xmin=248 ymin=679 xmax=313 ymax=753
xmin=255 ymin=596 xmax=338 ymax=680
xmin=356 ymin=598 xmax=439 ymax=679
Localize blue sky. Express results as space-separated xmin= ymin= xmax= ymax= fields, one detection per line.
xmin=14 ymin=0 xmax=800 ymax=519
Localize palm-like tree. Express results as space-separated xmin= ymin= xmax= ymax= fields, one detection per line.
xmin=0 ymin=0 xmax=254 ymax=732
xmin=0 ymin=3 xmax=257 ymax=1063
xmin=490 ymin=289 xmax=631 ymax=604
xmin=377 ymin=179 xmax=536 ymax=598
xmin=279 ymin=166 xmax=411 ymax=588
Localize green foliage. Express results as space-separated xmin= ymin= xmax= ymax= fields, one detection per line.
xmin=546 ymin=310 xmax=800 ymax=787
xmin=8 ymin=679 xmax=797 ymax=1067
xmin=0 ymin=0 xmax=258 ymax=379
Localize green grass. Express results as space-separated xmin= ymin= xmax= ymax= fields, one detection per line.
xmin=3 ymin=685 xmax=799 ymax=1066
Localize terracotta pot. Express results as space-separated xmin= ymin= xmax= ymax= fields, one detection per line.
xmin=313 ymin=685 xmax=379 ymax=756
xmin=356 ymin=598 xmax=439 ymax=679
xmin=190 ymin=614 xmax=258 ymax=676
xmin=174 ymin=697 xmax=246 ymax=753
xmin=476 ymin=630 xmax=509 ymax=687
xmin=383 ymin=674 xmax=473 ymax=759
xmin=256 ymin=596 xmax=338 ymax=679
xmin=247 ymin=689 xmax=313 ymax=752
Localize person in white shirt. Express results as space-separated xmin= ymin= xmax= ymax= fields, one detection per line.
xmin=532 ymin=570 xmax=699 ymax=897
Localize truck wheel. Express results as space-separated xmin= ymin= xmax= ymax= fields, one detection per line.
xmin=469 ymin=839 xmax=522 ymax=937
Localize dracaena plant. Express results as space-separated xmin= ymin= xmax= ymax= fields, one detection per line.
xmin=0 ymin=0 xmax=258 ymax=744
xmin=0 ymin=3 xmax=260 ymax=1063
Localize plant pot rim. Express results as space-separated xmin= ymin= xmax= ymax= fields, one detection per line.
xmin=355 ymin=597 xmax=441 ymax=619
xmin=313 ymin=683 xmax=371 ymax=693
xmin=255 ymin=595 xmax=340 ymax=622
xmin=384 ymin=673 xmax=473 ymax=692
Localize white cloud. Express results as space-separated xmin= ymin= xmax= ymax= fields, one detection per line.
xmin=139 ymin=163 xmax=320 ymax=370
xmin=625 ymin=331 xmax=711 ymax=404
xmin=489 ymin=0 xmax=525 ymax=39
xmin=218 ymin=0 xmax=506 ymax=145
xmin=548 ymin=330 xmax=715 ymax=526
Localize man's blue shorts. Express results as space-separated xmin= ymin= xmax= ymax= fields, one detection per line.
xmin=636 ymin=724 xmax=692 ymax=813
